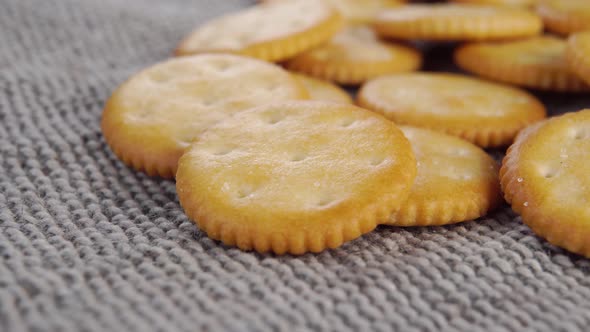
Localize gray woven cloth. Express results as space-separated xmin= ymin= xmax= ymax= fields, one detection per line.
xmin=2 ymin=0 xmax=590 ymax=331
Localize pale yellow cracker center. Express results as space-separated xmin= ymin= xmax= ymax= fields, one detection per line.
xmin=402 ymin=127 xmax=497 ymax=188
xmin=185 ymin=103 xmax=403 ymax=213
xmin=325 ymin=26 xmax=398 ymax=61
xmin=524 ymin=121 xmax=590 ymax=208
xmin=265 ymin=0 xmax=403 ymax=23
xmin=182 ymin=0 xmax=332 ymax=51
xmin=484 ymin=37 xmax=567 ymax=68
xmin=328 ymin=0 xmax=402 ymax=22
xmin=368 ymin=74 xmax=535 ymax=118
xmin=116 ymin=56 xmax=303 ymax=148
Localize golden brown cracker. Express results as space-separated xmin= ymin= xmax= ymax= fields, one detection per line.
xmin=286 ymin=25 xmax=421 ymax=85
xmin=374 ymin=4 xmax=542 ymax=41
xmin=501 ymin=109 xmax=590 ymax=257
xmin=176 ymin=0 xmax=343 ymax=62
xmin=176 ymin=101 xmax=417 ymax=254
xmin=455 ymin=36 xmax=590 ymax=92
xmin=536 ymin=0 xmax=590 ymax=35
xmin=292 ymin=73 xmax=353 ymax=104
xmin=357 ymin=73 xmax=546 ymax=147
xmin=101 ymin=54 xmax=308 ymax=178
xmin=566 ymin=31 xmax=590 ymax=86
xmin=386 ymin=126 xmax=501 ymax=227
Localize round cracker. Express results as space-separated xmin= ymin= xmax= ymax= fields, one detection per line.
xmin=101 ymin=54 xmax=308 ymax=178
xmin=566 ymin=31 xmax=590 ymax=86
xmin=500 ymin=109 xmax=590 ymax=257
xmin=286 ymin=25 xmax=422 ymax=85
xmin=536 ymin=0 xmax=590 ymax=35
xmin=455 ymin=36 xmax=590 ymax=92
xmin=176 ymin=101 xmax=417 ymax=255
xmin=386 ymin=126 xmax=501 ymax=227
xmin=373 ymin=4 xmax=542 ymax=41
xmin=357 ymin=73 xmax=546 ymax=147
xmin=292 ymin=73 xmax=353 ymax=104
xmin=175 ymin=0 xmax=343 ymax=62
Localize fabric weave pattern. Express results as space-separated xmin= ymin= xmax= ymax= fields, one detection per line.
xmin=1 ymin=1 xmax=590 ymax=331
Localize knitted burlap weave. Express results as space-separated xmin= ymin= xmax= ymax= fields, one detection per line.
xmin=1 ymin=0 xmax=590 ymax=331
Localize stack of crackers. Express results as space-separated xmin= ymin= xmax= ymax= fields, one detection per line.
xmin=101 ymin=0 xmax=590 ymax=256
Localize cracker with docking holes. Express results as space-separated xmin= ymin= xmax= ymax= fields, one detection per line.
xmin=357 ymin=73 xmax=546 ymax=147
xmin=176 ymin=101 xmax=417 ymax=255
xmin=500 ymin=109 xmax=590 ymax=258
xmin=386 ymin=126 xmax=501 ymax=227
xmin=373 ymin=4 xmax=542 ymax=41
xmin=566 ymin=31 xmax=590 ymax=86
xmin=292 ymin=73 xmax=353 ymax=104
xmin=536 ymin=0 xmax=590 ymax=35
xmin=286 ymin=25 xmax=422 ymax=85
xmin=101 ymin=54 xmax=308 ymax=178
xmin=455 ymin=36 xmax=590 ymax=92
xmin=175 ymin=0 xmax=342 ymax=62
